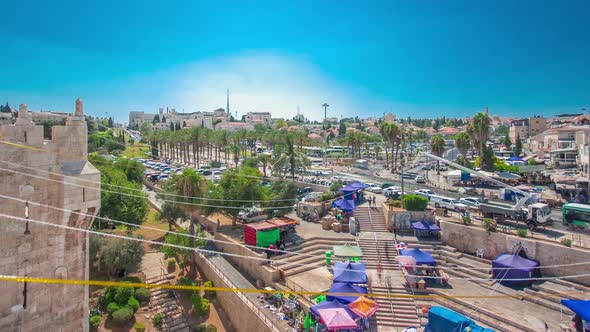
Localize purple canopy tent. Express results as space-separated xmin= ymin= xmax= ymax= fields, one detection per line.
xmin=400 ymin=247 xmax=437 ymax=266
xmin=332 ymin=199 xmax=356 ymax=212
xmin=327 ymin=282 xmax=367 ymax=304
xmin=333 ymin=262 xmax=367 ymax=284
xmin=339 ymin=182 xmax=368 ymax=202
xmin=492 ymin=253 xmax=540 ymax=286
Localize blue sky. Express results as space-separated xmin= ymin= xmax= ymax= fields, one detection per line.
xmin=1 ymin=0 xmax=589 ymax=121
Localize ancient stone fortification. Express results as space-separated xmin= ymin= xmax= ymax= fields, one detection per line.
xmin=0 ymin=100 xmax=100 ymax=331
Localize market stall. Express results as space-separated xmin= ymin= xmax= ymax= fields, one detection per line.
xmin=327 ymin=282 xmax=368 ymax=305
xmin=333 ymin=262 xmax=367 ymax=284
xmin=492 ymin=253 xmax=540 ymax=286
xmin=347 ymin=296 xmax=379 ymax=319
xmin=424 ymin=306 xmax=494 ymax=332
xmin=400 ymin=248 xmax=437 ymax=266
xmin=411 ymin=220 xmax=441 ymax=238
xmin=339 ymin=182 xmax=368 ymax=203
xmin=333 ymin=244 xmax=363 ymax=260
xmin=243 ymin=217 xmax=299 ymax=247
xmin=316 ymin=308 xmax=358 ymax=330
xmin=560 ymin=299 xmax=590 ymax=330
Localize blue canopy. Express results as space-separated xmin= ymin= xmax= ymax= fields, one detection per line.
xmin=508 ymin=155 xmax=524 ymax=162
xmin=492 ymin=253 xmax=539 ymax=286
xmin=412 ymin=220 xmax=441 ymax=232
xmin=332 ymin=199 xmax=356 ymax=212
xmin=400 ymin=247 xmax=437 ymax=266
xmin=425 ymin=306 xmax=474 ymax=332
xmin=333 ymin=262 xmax=367 ymax=284
xmin=561 ymin=300 xmax=590 ymax=322
xmin=310 ymin=300 xmax=360 ymax=320
xmin=340 ymin=182 xmax=368 ymax=192
xmin=327 ymin=282 xmax=367 ymax=304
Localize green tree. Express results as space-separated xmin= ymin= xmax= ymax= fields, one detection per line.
xmin=108 ymin=117 xmax=114 ymax=128
xmin=481 ymin=145 xmax=495 ymax=171
xmin=158 ymin=202 xmax=188 ymax=231
xmin=153 ymin=114 xmax=160 ymax=123
xmin=503 ymin=135 xmax=512 ymax=148
xmin=454 ymin=132 xmax=471 ymax=166
xmin=218 ymin=167 xmax=265 ymax=216
xmin=495 ymin=124 xmax=509 ymax=137
xmin=90 ymin=236 xmax=145 ymax=277
xmin=160 ymin=227 xmax=205 ymax=269
xmin=470 ymin=112 xmax=492 ymax=157
xmin=113 ymin=158 xmax=145 ymax=183
xmin=430 ymin=134 xmax=446 ymax=174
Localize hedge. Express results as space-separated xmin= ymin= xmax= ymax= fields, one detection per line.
xmin=112 ymin=307 xmax=134 ymax=325
xmin=127 ymin=296 xmax=140 ymax=313
xmin=402 ymin=194 xmax=428 ymax=211
xmin=89 ymin=315 xmax=101 ymax=330
xmin=134 ymin=322 xmax=146 ymax=332
xmin=135 ymin=288 xmax=151 ymax=303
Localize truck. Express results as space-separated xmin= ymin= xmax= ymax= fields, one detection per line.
xmin=420 ymin=152 xmax=552 ymax=229
xmin=562 ymin=203 xmax=590 ymax=231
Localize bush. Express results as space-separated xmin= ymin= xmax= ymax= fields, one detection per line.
xmin=134 ymin=288 xmax=151 ymax=303
xmin=122 ymin=276 xmax=142 ymax=284
xmin=114 ymin=286 xmax=134 ymax=305
xmin=112 ymin=307 xmax=134 ymax=325
xmin=167 ymin=289 xmax=176 ymax=298
xmin=402 ymin=194 xmax=428 ymax=211
xmin=482 ymin=218 xmax=496 ymax=233
xmin=561 ymin=238 xmax=573 ymax=247
xmin=134 ymin=322 xmax=146 ymax=332
xmin=192 ymin=324 xmax=207 ymax=332
xmin=206 ymin=325 xmax=218 ymax=332
xmin=178 ymin=261 xmax=185 ymax=269
xmin=168 ymin=258 xmax=176 ymax=271
xmin=204 ymin=281 xmax=216 ymax=300
xmin=330 ymin=180 xmax=344 ymax=192
xmin=106 ymin=302 xmax=120 ymax=315
xmin=517 ymin=229 xmax=528 ymax=238
xmin=89 ymin=315 xmax=101 ymax=330
xmin=390 ymin=200 xmax=402 ymax=208
xmin=178 ymin=277 xmax=196 ymax=294
xmin=152 ymin=313 xmax=164 ymax=326
xmin=127 ymin=296 xmax=140 ymax=313
xmin=319 ymin=191 xmax=336 ymax=202
xmin=191 ymin=293 xmax=210 ymax=316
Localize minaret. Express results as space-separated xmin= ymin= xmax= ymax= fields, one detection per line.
xmin=226 ymin=89 xmax=230 ymax=115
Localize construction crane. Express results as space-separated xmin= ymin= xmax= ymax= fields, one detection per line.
xmin=419 ymin=152 xmax=552 ymax=229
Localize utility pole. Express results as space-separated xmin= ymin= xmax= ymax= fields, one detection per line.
xmin=322 ymin=103 xmax=329 ymax=129
xmin=583 ymin=108 xmax=590 ymax=201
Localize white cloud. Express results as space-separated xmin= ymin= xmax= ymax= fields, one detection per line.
xmin=165 ymin=52 xmax=390 ymax=121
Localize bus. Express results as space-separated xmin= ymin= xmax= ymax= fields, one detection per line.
xmin=562 ymin=203 xmax=590 ymax=231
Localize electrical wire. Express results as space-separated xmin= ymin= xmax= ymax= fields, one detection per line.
xmin=4 ymin=212 xmax=590 ymax=282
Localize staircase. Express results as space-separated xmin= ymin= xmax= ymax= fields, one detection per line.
xmin=354 ymin=206 xmax=388 ymax=232
xmin=146 ymin=275 xmax=190 ymax=332
xmin=354 ymin=206 xmax=421 ymax=329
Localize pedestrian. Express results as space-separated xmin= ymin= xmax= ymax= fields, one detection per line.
xmin=368 ymin=197 xmax=372 ymax=207
xmin=372 ymin=195 xmax=376 ymax=207
xmin=377 ymin=262 xmax=383 ymax=279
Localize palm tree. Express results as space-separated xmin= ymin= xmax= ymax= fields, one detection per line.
xmin=471 ymin=112 xmax=491 ymax=157
xmin=379 ymin=123 xmax=391 ymax=169
xmin=430 ymin=134 xmax=446 ymax=174
xmin=454 ymin=131 xmax=471 ymax=166
xmin=158 ymin=202 xmax=187 ymax=231
xmin=258 ymin=153 xmax=271 ymax=177
xmin=272 ymin=134 xmax=310 ymax=179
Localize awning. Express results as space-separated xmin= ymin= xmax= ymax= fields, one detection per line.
xmin=310 ymin=299 xmax=359 ymax=319
xmin=333 ymin=243 xmax=363 ymax=257
xmin=332 ymin=199 xmax=356 ymax=212
xmin=400 ymin=248 xmax=437 ymax=266
xmin=561 ymin=300 xmax=590 ymax=322
xmin=395 ymin=256 xmax=416 ymax=267
xmin=327 ymin=282 xmax=367 ymax=304
xmin=347 ymin=296 xmax=379 ymax=318
xmin=333 ymin=262 xmax=367 ymax=284
xmin=412 ymin=220 xmax=441 ymax=232
xmin=492 ymin=253 xmax=540 ymax=286
xmin=317 ymin=308 xmax=358 ymax=330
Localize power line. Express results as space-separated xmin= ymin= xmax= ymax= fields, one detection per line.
xmin=0 ymin=274 xmax=588 ymax=300
xmin=3 ymin=212 xmax=590 ymax=281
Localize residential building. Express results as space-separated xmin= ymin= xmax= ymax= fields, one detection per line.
xmin=244 ymin=112 xmax=271 ymax=125
xmin=508 ymin=116 xmax=547 ymax=143
xmin=383 ymin=113 xmax=396 ymax=123
xmin=129 ymin=107 xmax=229 ymax=130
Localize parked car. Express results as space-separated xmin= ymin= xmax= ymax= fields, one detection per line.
xmin=414 ymin=189 xmax=435 ymax=198
xmin=439 ymin=165 xmax=449 ymax=171
xmin=430 ymin=195 xmax=467 ymax=211
xmin=415 ymin=174 xmax=426 ymax=183
xmin=385 ymin=190 xmax=407 ymax=199
xmin=460 ymin=197 xmax=485 ymax=207
xmin=384 ymin=186 xmax=401 ymax=193
xmin=367 ymin=186 xmax=383 ymax=194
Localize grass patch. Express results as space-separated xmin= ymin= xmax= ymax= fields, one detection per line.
xmin=120 ymin=143 xmax=151 ymax=159
xmin=134 ymin=207 xmax=168 ymax=242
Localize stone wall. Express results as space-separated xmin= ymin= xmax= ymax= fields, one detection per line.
xmin=383 ymin=204 xmax=435 ymax=233
xmin=195 ymin=254 xmax=272 ymax=332
xmin=439 ymin=220 xmax=590 ymax=286
xmin=0 ymin=100 xmax=100 ymax=331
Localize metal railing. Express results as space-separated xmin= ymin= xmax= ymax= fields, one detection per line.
xmin=198 ymin=252 xmax=281 ymax=332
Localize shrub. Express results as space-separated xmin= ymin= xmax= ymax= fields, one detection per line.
xmin=178 ymin=261 xmax=185 ymax=269
xmin=167 ymin=289 xmax=176 ymax=298
xmin=191 ymin=293 xmax=210 ymax=316
xmin=561 ymin=238 xmax=573 ymax=247
xmin=152 ymin=313 xmax=164 ymax=326
xmin=114 ymin=286 xmax=134 ymax=305
xmin=402 ymin=194 xmax=428 ymax=211
xmin=127 ymin=296 xmax=140 ymax=313
xmin=89 ymin=306 xmax=102 ymax=318
xmin=205 ymin=324 xmax=218 ymax=332
xmin=319 ymin=191 xmax=336 ymax=202
xmin=122 ymin=276 xmax=142 ymax=284
xmin=482 ymin=218 xmax=496 ymax=233
xmin=89 ymin=315 xmax=101 ymax=330
xmin=517 ymin=229 xmax=528 ymax=238
xmin=168 ymin=258 xmax=176 ymax=271
xmin=390 ymin=200 xmax=402 ymax=208
xmin=134 ymin=322 xmax=146 ymax=332
xmin=192 ymin=324 xmax=207 ymax=332
xmin=178 ymin=277 xmax=196 ymax=294
xmin=134 ymin=288 xmax=151 ymax=303
xmin=204 ymin=281 xmax=216 ymax=300
xmin=106 ymin=302 xmax=120 ymax=315
xmin=112 ymin=307 xmax=134 ymax=325
xmin=330 ymin=180 xmax=344 ymax=192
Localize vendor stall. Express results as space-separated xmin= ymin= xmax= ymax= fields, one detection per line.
xmin=400 ymin=248 xmax=437 ymax=266
xmin=492 ymin=253 xmax=540 ymax=286
xmin=347 ymin=296 xmax=379 ymax=319
xmin=339 ymin=182 xmax=368 ymax=203
xmin=327 ymin=282 xmax=367 ymax=304
xmin=333 ymin=243 xmax=363 ymax=259
xmin=316 ymin=308 xmax=358 ymax=330
xmin=310 ymin=300 xmax=360 ymax=320
xmin=333 ymin=262 xmax=367 ymax=284
xmin=332 ymin=199 xmax=356 ymax=212
xmin=561 ymin=299 xmax=590 ymax=329
xmin=424 ymin=306 xmax=493 ymax=332
xmin=411 ymin=220 xmax=441 ymax=238
xmin=243 ymin=217 xmax=299 ymax=247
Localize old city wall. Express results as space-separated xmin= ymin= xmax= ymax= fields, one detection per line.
xmin=0 ymin=102 xmax=100 ymax=331
xmin=440 ymin=220 xmax=590 ymax=286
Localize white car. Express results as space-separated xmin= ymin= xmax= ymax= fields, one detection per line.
xmin=450 ymin=200 xmax=469 ymax=212
xmin=383 ymin=186 xmax=401 ymax=193
xmin=414 ymin=189 xmax=435 ymax=198
xmin=367 ymin=186 xmax=383 ymax=194
xmin=460 ymin=197 xmax=484 ymax=207
xmin=415 ymin=174 xmax=426 ymax=183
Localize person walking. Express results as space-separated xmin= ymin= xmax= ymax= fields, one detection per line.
xmin=372 ymin=195 xmax=376 ymax=207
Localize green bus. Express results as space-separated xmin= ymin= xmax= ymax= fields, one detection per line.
xmin=562 ymin=203 xmax=590 ymax=231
